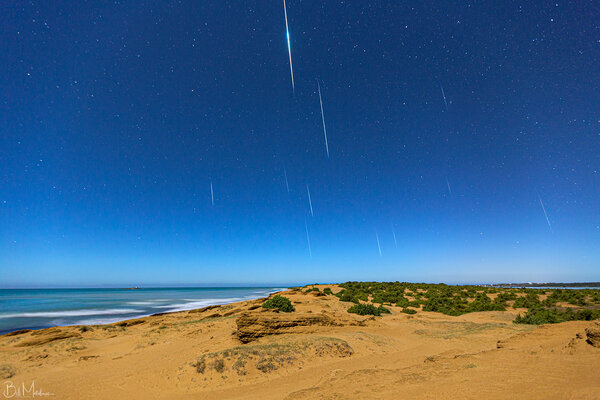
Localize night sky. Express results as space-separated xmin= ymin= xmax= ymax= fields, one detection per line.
xmin=1 ymin=1 xmax=599 ymax=287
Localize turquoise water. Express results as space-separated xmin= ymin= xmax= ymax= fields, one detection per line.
xmin=0 ymin=287 xmax=285 ymax=334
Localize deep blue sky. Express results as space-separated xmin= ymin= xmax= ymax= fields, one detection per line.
xmin=1 ymin=1 xmax=599 ymax=287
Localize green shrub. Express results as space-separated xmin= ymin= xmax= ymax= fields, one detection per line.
xmin=304 ymin=287 xmax=320 ymax=293
xmin=513 ymin=293 xmax=541 ymax=309
xmin=402 ymin=308 xmax=417 ymax=314
xmin=323 ymin=287 xmax=333 ymax=295
xmin=338 ymin=291 xmax=360 ymax=304
xmin=514 ymin=307 xmax=600 ymax=325
xmin=347 ymin=303 xmax=389 ymax=316
xmin=262 ymin=295 xmax=295 ymax=312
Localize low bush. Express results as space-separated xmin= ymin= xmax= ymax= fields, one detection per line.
xmin=323 ymin=287 xmax=333 ymax=295
xmin=262 ymin=295 xmax=295 ymax=312
xmin=401 ymin=308 xmax=417 ymax=314
xmin=347 ymin=303 xmax=389 ymax=316
xmin=514 ymin=307 xmax=600 ymax=325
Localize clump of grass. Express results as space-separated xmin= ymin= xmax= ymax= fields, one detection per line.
xmin=191 ymin=337 xmax=352 ymax=376
xmin=232 ymin=357 xmax=247 ymax=375
xmin=402 ymin=308 xmax=417 ymax=314
xmin=304 ymin=287 xmax=320 ymax=293
xmin=323 ymin=287 xmax=333 ymax=295
xmin=262 ymin=295 xmax=295 ymax=312
xmin=191 ymin=359 xmax=206 ymax=373
xmin=256 ymin=358 xmax=277 ymax=373
xmin=347 ymin=303 xmax=390 ymax=316
xmin=78 ymin=326 xmax=93 ymax=333
xmin=212 ymin=358 xmax=225 ymax=373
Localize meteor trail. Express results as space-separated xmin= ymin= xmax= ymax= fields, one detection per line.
xmin=283 ymin=167 xmax=290 ymax=193
xmin=375 ymin=230 xmax=382 ymax=257
xmin=446 ymin=178 xmax=452 ymax=195
xmin=304 ymin=219 xmax=312 ymax=257
xmin=537 ymin=193 xmax=553 ymax=233
xmin=391 ymin=225 xmax=398 ymax=248
xmin=317 ymin=80 xmax=330 ymax=159
xmin=306 ymin=184 xmax=314 ymax=217
xmin=440 ymin=84 xmax=448 ymax=112
xmin=283 ymin=0 xmax=294 ymax=91
xmin=210 ymin=180 xmax=214 ymax=206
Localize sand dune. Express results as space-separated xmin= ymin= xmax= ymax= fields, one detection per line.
xmin=1 ymin=286 xmax=599 ymax=399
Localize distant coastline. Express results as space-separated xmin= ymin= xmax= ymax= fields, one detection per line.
xmin=487 ymin=282 xmax=600 ymax=288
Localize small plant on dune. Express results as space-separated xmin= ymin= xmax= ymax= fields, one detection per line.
xmin=323 ymin=287 xmax=333 ymax=295
xmin=402 ymin=308 xmax=417 ymax=314
xmin=256 ymin=358 xmax=278 ymax=373
xmin=212 ymin=358 xmax=225 ymax=373
xmin=347 ymin=303 xmax=390 ymax=316
xmin=192 ymin=358 xmax=206 ymax=374
xmin=304 ymin=287 xmax=320 ymax=293
xmin=262 ymin=295 xmax=295 ymax=312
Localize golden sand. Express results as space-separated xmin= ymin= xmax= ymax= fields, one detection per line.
xmin=1 ymin=286 xmax=599 ymax=399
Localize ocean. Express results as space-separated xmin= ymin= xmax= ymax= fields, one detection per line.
xmin=0 ymin=287 xmax=286 ymax=334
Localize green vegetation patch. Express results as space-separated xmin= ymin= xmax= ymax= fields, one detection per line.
xmin=514 ymin=307 xmax=600 ymax=325
xmin=334 ymin=281 xmax=600 ymax=323
xmin=262 ymin=295 xmax=295 ymax=312
xmin=347 ymin=303 xmax=390 ymax=316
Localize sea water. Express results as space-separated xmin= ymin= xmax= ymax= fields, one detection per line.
xmin=0 ymin=287 xmax=285 ymax=334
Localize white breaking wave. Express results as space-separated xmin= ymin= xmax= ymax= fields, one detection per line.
xmin=0 ymin=308 xmax=142 ymax=319
xmin=73 ymin=314 xmax=150 ymax=326
xmin=153 ymin=298 xmax=243 ymax=313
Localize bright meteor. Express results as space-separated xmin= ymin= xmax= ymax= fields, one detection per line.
xmin=283 ymin=0 xmax=294 ymax=92
xmin=306 ymin=184 xmax=314 ymax=217
xmin=317 ymin=80 xmax=330 ymax=159
xmin=440 ymin=84 xmax=448 ymax=112
xmin=537 ymin=193 xmax=553 ymax=233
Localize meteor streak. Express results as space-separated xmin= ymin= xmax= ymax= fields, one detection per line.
xmin=306 ymin=184 xmax=314 ymax=217
xmin=537 ymin=193 xmax=553 ymax=233
xmin=283 ymin=167 xmax=290 ymax=193
xmin=375 ymin=230 xmax=382 ymax=257
xmin=304 ymin=218 xmax=312 ymax=257
xmin=391 ymin=225 xmax=397 ymax=248
xmin=446 ymin=178 xmax=452 ymax=195
xmin=317 ymin=80 xmax=330 ymax=158
xmin=440 ymin=84 xmax=448 ymax=112
xmin=210 ymin=180 xmax=214 ymax=206
xmin=283 ymin=0 xmax=294 ymax=91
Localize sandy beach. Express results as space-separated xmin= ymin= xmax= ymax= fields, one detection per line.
xmin=1 ymin=285 xmax=599 ymax=399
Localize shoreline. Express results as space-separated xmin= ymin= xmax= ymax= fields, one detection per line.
xmin=0 ymin=287 xmax=288 ymax=336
